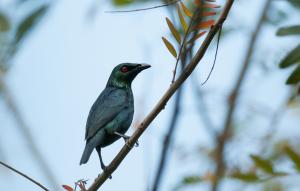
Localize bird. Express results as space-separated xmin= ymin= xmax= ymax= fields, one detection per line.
xmin=79 ymin=63 xmax=151 ymax=172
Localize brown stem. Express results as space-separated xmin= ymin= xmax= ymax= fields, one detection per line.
xmin=87 ymin=1 xmax=234 ymax=190
xmin=211 ymin=0 xmax=272 ymax=191
xmin=0 ymin=161 xmax=49 ymax=191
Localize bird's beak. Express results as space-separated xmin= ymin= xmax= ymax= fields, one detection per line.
xmin=137 ymin=64 xmax=151 ymax=71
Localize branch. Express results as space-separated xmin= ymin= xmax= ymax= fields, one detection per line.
xmin=87 ymin=1 xmax=235 ymax=190
xmin=105 ymin=0 xmax=180 ymax=13
xmin=211 ymin=0 xmax=272 ymax=191
xmin=0 ymin=161 xmax=49 ymax=191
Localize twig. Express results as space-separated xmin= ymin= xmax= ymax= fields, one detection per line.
xmin=87 ymin=1 xmax=234 ymax=190
xmin=201 ymin=24 xmax=223 ymax=85
xmin=0 ymin=74 xmax=59 ymax=190
xmin=0 ymin=161 xmax=49 ymax=191
xmin=152 ymin=43 xmax=188 ymax=191
xmin=211 ymin=1 xmax=272 ymax=191
xmin=105 ymin=0 xmax=180 ymax=13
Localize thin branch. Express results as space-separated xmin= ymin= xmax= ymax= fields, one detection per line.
xmin=152 ymin=45 xmax=188 ymax=191
xmin=87 ymin=1 xmax=234 ymax=190
xmin=211 ymin=1 xmax=272 ymax=191
xmin=201 ymin=24 xmax=222 ymax=85
xmin=0 ymin=161 xmax=49 ymax=191
xmin=0 ymin=74 xmax=59 ymax=190
xmin=105 ymin=0 xmax=180 ymax=13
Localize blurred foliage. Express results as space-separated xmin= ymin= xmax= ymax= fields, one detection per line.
xmin=0 ymin=1 xmax=49 ymax=72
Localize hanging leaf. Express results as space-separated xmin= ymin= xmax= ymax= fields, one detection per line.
xmin=279 ymin=45 xmax=300 ymax=68
xmin=187 ymin=31 xmax=207 ymax=44
xmin=113 ymin=0 xmax=135 ymax=6
xmin=202 ymin=11 xmax=217 ymax=16
xmin=180 ymin=2 xmax=193 ymax=17
xmin=196 ymin=20 xmax=215 ymax=30
xmin=205 ymin=0 xmax=216 ymax=2
xmin=277 ymin=25 xmax=300 ymax=36
xmin=166 ymin=17 xmax=181 ymax=44
xmin=0 ymin=12 xmax=10 ymax=31
xmin=177 ymin=5 xmax=188 ymax=32
xmin=285 ymin=146 xmax=300 ymax=172
xmin=15 ymin=4 xmax=48 ymax=44
xmin=250 ymin=155 xmax=274 ymax=174
xmin=62 ymin=185 xmax=74 ymax=191
xmin=231 ymin=171 xmax=259 ymax=182
xmin=203 ymin=3 xmax=221 ymax=8
xmin=286 ymin=65 xmax=300 ymax=84
xmin=162 ymin=37 xmax=177 ymax=58
xmin=194 ymin=0 xmax=202 ymax=7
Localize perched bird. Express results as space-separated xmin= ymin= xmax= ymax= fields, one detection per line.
xmin=80 ymin=63 xmax=151 ymax=171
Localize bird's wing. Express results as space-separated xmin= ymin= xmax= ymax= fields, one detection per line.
xmin=85 ymin=88 xmax=127 ymax=140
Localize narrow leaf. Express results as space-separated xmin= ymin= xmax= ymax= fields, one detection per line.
xmin=202 ymin=11 xmax=217 ymax=16
xmin=279 ymin=45 xmax=300 ymax=68
xmin=231 ymin=172 xmax=259 ymax=182
xmin=286 ymin=65 xmax=300 ymax=84
xmin=205 ymin=0 xmax=216 ymax=2
xmin=194 ymin=0 xmax=202 ymax=6
xmin=162 ymin=37 xmax=177 ymax=58
xmin=187 ymin=31 xmax=207 ymax=44
xmin=250 ymin=155 xmax=274 ymax=174
xmin=166 ymin=17 xmax=181 ymax=44
xmin=203 ymin=3 xmax=221 ymax=8
xmin=277 ymin=25 xmax=300 ymax=36
xmin=62 ymin=185 xmax=74 ymax=191
xmin=196 ymin=20 xmax=215 ymax=30
xmin=0 ymin=12 xmax=10 ymax=31
xmin=285 ymin=146 xmax=300 ymax=172
xmin=180 ymin=2 xmax=193 ymax=17
xmin=177 ymin=5 xmax=188 ymax=32
xmin=15 ymin=4 xmax=48 ymax=44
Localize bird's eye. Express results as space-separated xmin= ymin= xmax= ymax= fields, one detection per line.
xmin=121 ymin=66 xmax=128 ymax=73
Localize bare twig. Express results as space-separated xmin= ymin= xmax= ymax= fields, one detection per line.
xmin=152 ymin=44 xmax=188 ymax=191
xmin=0 ymin=74 xmax=59 ymax=190
xmin=105 ymin=0 xmax=180 ymax=13
xmin=0 ymin=161 xmax=49 ymax=191
xmin=211 ymin=1 xmax=272 ymax=191
xmin=87 ymin=1 xmax=234 ymax=190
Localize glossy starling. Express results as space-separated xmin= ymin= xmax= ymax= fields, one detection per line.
xmin=79 ymin=63 xmax=151 ymax=171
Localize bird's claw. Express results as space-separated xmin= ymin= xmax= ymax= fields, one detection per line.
xmin=124 ymin=139 xmax=139 ymax=148
xmin=100 ymin=165 xmax=112 ymax=179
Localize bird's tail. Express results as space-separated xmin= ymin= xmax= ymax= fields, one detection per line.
xmin=79 ymin=143 xmax=94 ymax=165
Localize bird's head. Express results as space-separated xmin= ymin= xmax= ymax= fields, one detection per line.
xmin=106 ymin=63 xmax=151 ymax=88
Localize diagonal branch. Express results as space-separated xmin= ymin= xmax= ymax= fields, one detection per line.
xmin=211 ymin=0 xmax=272 ymax=191
xmin=0 ymin=160 xmax=49 ymax=191
xmin=87 ymin=1 xmax=235 ymax=190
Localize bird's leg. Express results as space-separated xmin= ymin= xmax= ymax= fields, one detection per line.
xmin=114 ymin=132 xmax=139 ymax=147
xmin=95 ymin=146 xmax=112 ymax=179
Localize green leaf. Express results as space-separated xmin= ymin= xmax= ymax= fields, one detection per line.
xmin=166 ymin=17 xmax=181 ymax=44
xmin=285 ymin=146 xmax=300 ymax=172
xmin=177 ymin=5 xmax=188 ymax=33
xmin=182 ymin=175 xmax=202 ymax=185
xmin=0 ymin=12 xmax=10 ymax=32
xmin=287 ymin=0 xmax=300 ymax=8
xmin=277 ymin=25 xmax=300 ymax=36
xmin=250 ymin=155 xmax=274 ymax=174
xmin=162 ymin=37 xmax=177 ymax=58
xmin=287 ymin=65 xmax=300 ymax=84
xmin=15 ymin=4 xmax=48 ymax=44
xmin=112 ymin=0 xmax=135 ymax=6
xmin=231 ymin=171 xmax=259 ymax=182
xmin=279 ymin=45 xmax=300 ymax=68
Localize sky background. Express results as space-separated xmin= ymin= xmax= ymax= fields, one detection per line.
xmin=0 ymin=0 xmax=299 ymax=190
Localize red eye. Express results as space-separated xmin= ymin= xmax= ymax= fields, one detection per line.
xmin=121 ymin=66 xmax=128 ymax=73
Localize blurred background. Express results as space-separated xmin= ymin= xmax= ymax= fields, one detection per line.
xmin=0 ymin=0 xmax=300 ymax=190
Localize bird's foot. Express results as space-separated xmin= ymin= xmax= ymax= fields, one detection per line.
xmin=125 ymin=138 xmax=139 ymax=148
xmin=100 ymin=165 xmax=112 ymax=179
